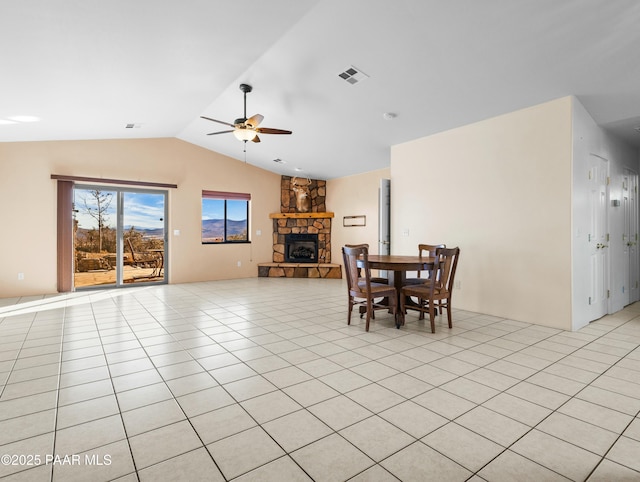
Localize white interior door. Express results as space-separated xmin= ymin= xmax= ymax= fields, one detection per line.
xmin=587 ymin=155 xmax=609 ymax=320
xmin=379 ymin=179 xmax=390 ymax=255
xmin=378 ymin=179 xmax=391 ymax=279
xmin=623 ymin=174 xmax=630 ymax=307
xmin=624 ymin=169 xmax=639 ymax=304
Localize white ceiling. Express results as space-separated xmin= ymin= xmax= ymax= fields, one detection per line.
xmin=2 ymin=0 xmax=640 ymax=180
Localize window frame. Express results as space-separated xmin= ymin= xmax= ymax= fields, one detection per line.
xmin=201 ymin=190 xmax=251 ymax=244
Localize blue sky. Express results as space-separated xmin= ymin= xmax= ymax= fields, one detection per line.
xmin=202 ymin=199 xmax=248 ymax=221
xmin=74 ymin=189 xmax=165 ymax=230
xmin=75 ymin=189 xmax=247 ymax=230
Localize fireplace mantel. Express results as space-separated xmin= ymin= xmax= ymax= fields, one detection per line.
xmin=269 ymin=212 xmax=334 ymax=219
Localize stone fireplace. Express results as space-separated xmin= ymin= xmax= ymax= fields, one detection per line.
xmin=258 ymin=176 xmax=341 ymax=279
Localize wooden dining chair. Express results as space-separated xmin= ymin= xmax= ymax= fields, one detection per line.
xmin=342 ymin=244 xmax=398 ymax=331
xmin=345 ymin=243 xmax=388 ymax=285
xmin=403 ymin=243 xmax=445 ymax=286
xmin=401 ymin=247 xmax=460 ymax=333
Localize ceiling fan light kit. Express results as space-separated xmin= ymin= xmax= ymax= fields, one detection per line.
xmin=201 ymin=84 xmax=292 ymax=144
xmin=233 ymin=128 xmax=258 ymax=142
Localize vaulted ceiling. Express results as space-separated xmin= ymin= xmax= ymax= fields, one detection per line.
xmin=2 ymin=0 xmax=640 ymax=179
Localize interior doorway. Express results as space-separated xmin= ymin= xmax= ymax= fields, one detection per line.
xmin=378 ymin=179 xmax=390 ymax=255
xmin=623 ymin=169 xmax=639 ymax=305
xmin=378 ymin=179 xmax=391 ymax=279
xmin=73 ymin=186 xmax=167 ymax=289
xmin=586 ymin=155 xmax=609 ymax=321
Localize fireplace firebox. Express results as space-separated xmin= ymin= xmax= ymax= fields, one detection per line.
xmin=285 ymin=234 xmax=318 ymax=263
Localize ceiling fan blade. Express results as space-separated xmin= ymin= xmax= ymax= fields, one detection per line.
xmin=255 ymin=127 xmax=292 ymax=135
xmin=201 ymin=116 xmax=235 ymax=128
xmin=245 ymin=114 xmax=264 ymax=128
xmin=252 ymin=135 xmax=261 ymax=143
xmin=207 ymin=130 xmax=234 ymax=136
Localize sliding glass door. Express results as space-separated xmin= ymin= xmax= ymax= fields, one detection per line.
xmin=73 ymin=186 xmax=167 ymax=289
xmin=73 ymin=188 xmax=118 ymax=288
xmin=121 ymin=191 xmax=166 ymax=284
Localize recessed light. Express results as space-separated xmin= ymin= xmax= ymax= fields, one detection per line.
xmin=635 ymin=126 xmax=640 ymax=133
xmin=383 ymin=112 xmax=397 ymax=120
xmin=294 ymin=167 xmax=303 ymax=172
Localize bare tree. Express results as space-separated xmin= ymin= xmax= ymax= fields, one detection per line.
xmin=81 ymin=190 xmax=113 ymax=252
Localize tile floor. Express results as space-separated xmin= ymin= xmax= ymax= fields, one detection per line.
xmin=1 ymin=278 xmax=639 ymax=482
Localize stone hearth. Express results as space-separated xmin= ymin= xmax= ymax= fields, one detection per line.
xmin=257 ymin=263 xmax=341 ymax=279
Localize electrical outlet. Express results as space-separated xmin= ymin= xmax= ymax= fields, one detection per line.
xmin=17 ymin=272 xmax=24 ymax=281
xmin=402 ymin=228 xmax=409 ymax=236
xmin=237 ymin=261 xmax=241 ymax=267
xmin=256 ymin=229 xmax=262 ymax=236
xmin=455 ymin=280 xmax=461 ymax=289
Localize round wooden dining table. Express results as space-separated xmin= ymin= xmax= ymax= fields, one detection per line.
xmin=358 ymin=254 xmax=436 ymax=326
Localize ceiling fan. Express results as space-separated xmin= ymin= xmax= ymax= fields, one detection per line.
xmin=201 ymin=83 xmax=292 ymax=143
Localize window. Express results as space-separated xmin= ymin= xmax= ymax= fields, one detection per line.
xmin=202 ymin=190 xmax=250 ymax=243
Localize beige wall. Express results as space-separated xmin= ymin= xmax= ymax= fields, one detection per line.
xmin=391 ymin=97 xmax=574 ymax=329
xmin=0 ymin=138 xmax=280 ymax=297
xmin=328 ymin=168 xmax=390 ymax=263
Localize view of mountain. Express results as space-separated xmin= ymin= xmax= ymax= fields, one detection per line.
xmin=202 ymin=219 xmax=247 ymax=240
xmin=124 ymin=226 xmax=164 ymax=238
xmin=77 ymin=220 xmax=246 ymax=241
xmin=77 ymin=226 xmax=164 ymax=239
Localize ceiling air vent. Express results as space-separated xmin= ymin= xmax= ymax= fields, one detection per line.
xmin=125 ymin=123 xmax=142 ymax=129
xmin=338 ymin=66 xmax=369 ymax=85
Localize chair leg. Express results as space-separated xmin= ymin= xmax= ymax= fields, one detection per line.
xmin=347 ymin=296 xmax=353 ymax=325
xmin=428 ymin=301 xmax=436 ymax=333
xmin=365 ymin=299 xmax=372 ymax=331
xmin=446 ymin=298 xmax=453 ymax=328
